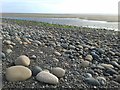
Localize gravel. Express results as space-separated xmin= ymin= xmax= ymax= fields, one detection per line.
xmin=1 ymin=18 xmax=120 ymax=89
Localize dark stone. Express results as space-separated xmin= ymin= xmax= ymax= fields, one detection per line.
xmin=61 ymin=43 xmax=68 ymax=49
xmin=32 ymin=66 xmax=42 ymax=76
xmin=111 ymin=61 xmax=120 ymax=69
xmin=105 ymin=68 xmax=118 ymax=75
xmin=0 ymin=52 xmax=6 ymax=59
xmin=84 ymin=77 xmax=100 ymax=86
xmin=83 ymin=73 xmax=92 ymax=78
xmin=91 ymin=52 xmax=101 ymax=61
xmin=87 ymin=70 xmax=95 ymax=76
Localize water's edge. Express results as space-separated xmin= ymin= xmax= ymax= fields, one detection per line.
xmin=2 ymin=17 xmax=118 ymax=31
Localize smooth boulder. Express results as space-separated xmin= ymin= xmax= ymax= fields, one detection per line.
xmin=6 ymin=66 xmax=32 ymax=81
xmin=15 ymin=55 xmax=30 ymax=66
xmin=36 ymin=71 xmax=59 ymax=84
xmin=51 ymin=67 xmax=65 ymax=78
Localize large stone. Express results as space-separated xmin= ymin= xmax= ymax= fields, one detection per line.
xmin=15 ymin=55 xmax=30 ymax=66
xmin=6 ymin=66 xmax=32 ymax=81
xmin=84 ymin=77 xmax=100 ymax=86
xmin=51 ymin=67 xmax=65 ymax=78
xmin=36 ymin=71 xmax=59 ymax=84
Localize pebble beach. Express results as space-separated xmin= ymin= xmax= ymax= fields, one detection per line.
xmin=1 ymin=18 xmax=120 ymax=89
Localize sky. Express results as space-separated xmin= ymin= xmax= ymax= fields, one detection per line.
xmin=1 ymin=0 xmax=119 ymax=14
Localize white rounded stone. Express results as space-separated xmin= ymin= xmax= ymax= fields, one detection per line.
xmin=15 ymin=55 xmax=30 ymax=66
xmin=36 ymin=71 xmax=59 ymax=84
xmin=51 ymin=67 xmax=65 ymax=78
xmin=6 ymin=66 xmax=32 ymax=81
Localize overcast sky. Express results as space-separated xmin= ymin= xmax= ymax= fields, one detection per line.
xmin=1 ymin=0 xmax=119 ymax=14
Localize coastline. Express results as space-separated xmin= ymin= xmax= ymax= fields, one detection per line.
xmin=2 ymin=13 xmax=118 ymax=22
xmin=1 ymin=19 xmax=120 ymax=89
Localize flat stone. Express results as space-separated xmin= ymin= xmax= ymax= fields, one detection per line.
xmin=36 ymin=71 xmax=59 ymax=84
xmin=51 ymin=67 xmax=65 ymax=78
xmin=15 ymin=55 xmax=30 ymax=66
xmin=6 ymin=66 xmax=32 ymax=81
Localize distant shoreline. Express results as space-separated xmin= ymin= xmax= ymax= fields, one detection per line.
xmin=1 ymin=13 xmax=118 ymax=22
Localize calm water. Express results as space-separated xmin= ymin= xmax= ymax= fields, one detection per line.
xmin=3 ymin=17 xmax=118 ymax=31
